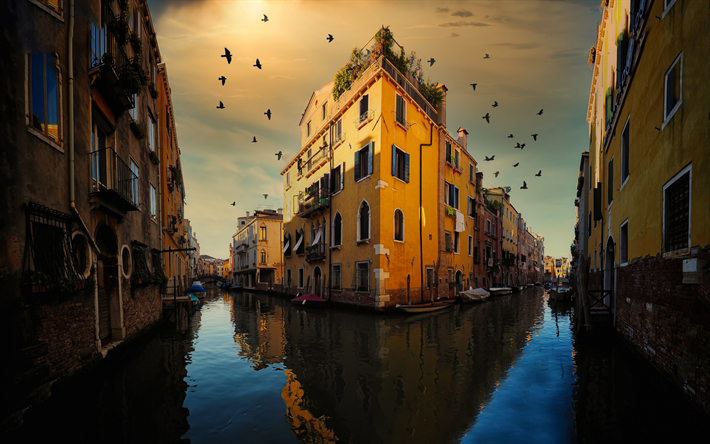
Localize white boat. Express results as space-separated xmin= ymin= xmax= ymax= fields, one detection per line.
xmin=489 ymin=286 xmax=513 ymax=295
xmin=459 ymin=287 xmax=490 ymax=303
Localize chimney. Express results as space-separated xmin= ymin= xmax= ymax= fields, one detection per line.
xmin=245 ymin=211 xmax=249 ymax=217
xmin=457 ymin=127 xmax=468 ymax=152
xmin=277 ymin=208 xmax=283 ymax=214
xmin=476 ymin=171 xmax=483 ymax=192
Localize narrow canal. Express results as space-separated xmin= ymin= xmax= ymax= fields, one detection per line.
xmin=9 ymin=287 xmax=708 ymax=443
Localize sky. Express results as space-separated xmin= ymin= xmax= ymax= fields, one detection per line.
xmin=146 ymin=0 xmax=601 ymax=259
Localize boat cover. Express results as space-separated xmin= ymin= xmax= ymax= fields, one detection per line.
xmin=292 ymin=293 xmax=326 ymax=303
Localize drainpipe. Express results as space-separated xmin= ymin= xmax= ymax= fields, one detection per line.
xmin=419 ymin=122 xmax=433 ymax=300
xmin=68 ymin=0 xmax=99 ymax=255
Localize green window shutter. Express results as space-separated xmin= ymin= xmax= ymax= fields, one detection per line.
xmin=404 ymin=153 xmax=410 ymax=183
xmin=354 ymin=150 xmax=361 ymax=181
xmin=368 ymin=142 xmax=374 ymax=176
xmin=392 ymin=144 xmax=397 ymax=177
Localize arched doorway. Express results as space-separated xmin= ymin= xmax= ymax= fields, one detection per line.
xmin=455 ymin=270 xmax=463 ymax=295
xmin=604 ymin=237 xmax=615 ymax=311
xmin=313 ymin=266 xmax=322 ymax=297
xmin=95 ymin=224 xmax=119 ymax=344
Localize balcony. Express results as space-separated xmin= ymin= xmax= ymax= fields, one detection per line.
xmin=298 ymin=177 xmax=330 ymax=219
xmin=89 ymin=147 xmax=139 ymax=215
xmin=381 ymin=58 xmax=438 ymax=122
xmin=306 ymin=242 xmax=326 ymax=263
xmin=89 ymin=2 xmax=137 ymax=113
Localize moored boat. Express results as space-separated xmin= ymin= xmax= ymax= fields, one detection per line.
xmin=511 ymin=285 xmax=524 ymax=292
xmin=489 ymin=284 xmax=513 ymax=295
xmin=396 ymin=300 xmax=454 ymax=313
xmin=459 ymin=287 xmax=490 ymax=303
xmin=291 ymin=293 xmax=326 ymax=308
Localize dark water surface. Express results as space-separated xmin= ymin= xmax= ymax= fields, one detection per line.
xmin=8 ymin=288 xmax=708 ymax=443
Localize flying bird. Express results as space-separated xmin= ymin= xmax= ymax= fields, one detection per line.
xmin=216 ymin=101 xmax=225 ymax=109
xmin=254 ymin=59 xmax=262 ymax=69
xmin=521 ymin=181 xmax=528 ymax=189
xmin=252 ymin=136 xmax=257 ymax=143
xmin=508 ymin=134 xmax=514 ymax=138
xmin=482 ymin=113 xmax=490 ymax=123
xmin=218 ymin=76 xmax=226 ymax=86
xmin=520 ymin=144 xmax=526 ymax=149
xmin=262 ymin=14 xmax=268 ymax=22
xmin=531 ymin=134 xmax=538 ymax=141
xmin=513 ymin=162 xmax=519 ymax=167
xmin=265 ymin=109 xmax=272 ymax=120
xmin=483 ymin=54 xmax=490 ymax=59
xmin=515 ymin=142 xmax=521 ymax=148
xmin=275 ymin=151 xmax=283 ymax=160
xmin=492 ymin=101 xmax=498 ymax=108
xmin=221 ymin=48 xmax=232 ymax=64
xmin=494 ymin=171 xmax=500 ymax=177
xmin=470 ymin=83 xmax=477 ymax=91
xmin=326 ymin=34 xmax=334 ymax=43
xmin=485 ymin=155 xmax=495 ymax=161
xmin=537 ymin=109 xmax=544 ymax=115
xmin=428 ymin=58 xmax=435 ymax=66
xmin=535 ymin=170 xmax=542 ymax=176
xmin=263 ymin=194 xmax=268 ymax=199
xmin=231 ymin=201 xmax=236 ymax=206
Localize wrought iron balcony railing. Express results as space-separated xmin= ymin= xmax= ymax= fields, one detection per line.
xmin=306 ymin=242 xmax=326 ymax=263
xmin=89 ymin=147 xmax=139 ymax=212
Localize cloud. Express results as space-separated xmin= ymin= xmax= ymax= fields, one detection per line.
xmin=491 ymin=42 xmax=539 ymax=50
xmin=268 ymin=75 xmax=295 ymax=80
xmin=450 ymin=33 xmax=460 ymax=38
xmin=451 ymin=10 xmax=474 ymax=18
xmin=435 ymin=7 xmax=450 ymax=13
xmin=439 ymin=21 xmax=490 ymax=28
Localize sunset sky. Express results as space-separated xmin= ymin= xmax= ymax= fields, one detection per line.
xmin=146 ymin=0 xmax=600 ymax=259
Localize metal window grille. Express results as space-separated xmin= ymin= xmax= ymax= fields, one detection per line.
xmin=665 ymin=172 xmax=689 ymax=252
xmin=331 ymin=264 xmax=341 ymax=289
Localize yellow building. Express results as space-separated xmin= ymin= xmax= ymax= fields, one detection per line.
xmin=233 ymin=209 xmax=283 ymax=289
xmin=485 ymin=188 xmax=519 ymax=285
xmin=584 ymin=0 xmax=709 ymax=413
xmin=281 ymin=27 xmax=454 ymax=308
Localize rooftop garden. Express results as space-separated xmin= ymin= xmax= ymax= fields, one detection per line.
xmin=332 ymin=26 xmax=444 ymax=108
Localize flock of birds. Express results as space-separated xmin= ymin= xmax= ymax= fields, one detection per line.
xmin=217 ymin=16 xmax=545 ymax=204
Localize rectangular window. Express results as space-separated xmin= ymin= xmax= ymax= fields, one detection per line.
xmin=608 ymin=158 xmax=614 ymax=205
xmin=260 ymin=226 xmax=267 ymax=241
xmin=454 ymin=232 xmax=460 ymax=254
xmin=355 ymin=261 xmax=369 ymax=291
xmin=391 ymin=145 xmax=410 ymax=183
xmin=331 ymin=163 xmax=344 ymax=193
xmin=130 ymin=160 xmax=140 ymax=206
xmin=426 ymin=267 xmax=434 ymax=289
xmin=148 ymin=113 xmax=155 ymax=151
xmin=29 ymin=53 xmax=60 ymax=144
xmin=445 ymin=141 xmax=452 ymax=165
xmin=620 ymin=219 xmax=629 ymax=264
xmin=468 ymin=197 xmax=475 ymax=218
xmin=664 ymin=53 xmax=682 ymax=125
xmin=354 ymin=142 xmax=373 ymax=181
xmin=468 ymin=235 xmax=473 ymax=256
xmin=32 ymin=0 xmax=61 ymax=14
xmin=445 ymin=183 xmax=459 ymax=210
xmin=286 ymin=171 xmax=291 ymax=187
xmin=307 ymin=120 xmax=311 ymax=137
xmin=333 ymin=118 xmax=343 ymax=144
xmin=395 ymin=94 xmax=406 ymax=126
xmin=331 ymin=264 xmax=341 ymax=289
xmin=445 ymin=232 xmax=453 ymax=252
xmin=469 ymin=164 xmax=474 ymax=183
xmin=454 ymin=149 xmax=460 ymax=169
xmin=286 ymin=269 xmax=292 ymax=286
xmin=298 ymin=268 xmax=304 ymax=288
xmin=621 ymin=117 xmax=630 ymax=186
xmin=486 ymin=219 xmax=491 ymax=234
xmin=150 ymin=184 xmax=156 ymax=218
xmin=359 ymin=95 xmax=369 ymax=124
xmin=130 ymin=94 xmax=138 ymax=121
xmin=663 ymin=166 xmax=690 ymax=253
xmin=322 ymin=101 xmax=327 ymax=120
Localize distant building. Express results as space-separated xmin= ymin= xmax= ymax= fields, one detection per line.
xmin=232 ymin=209 xmax=283 ymax=289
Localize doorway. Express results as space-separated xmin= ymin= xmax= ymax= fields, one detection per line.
xmin=313 ymin=266 xmax=322 ymax=297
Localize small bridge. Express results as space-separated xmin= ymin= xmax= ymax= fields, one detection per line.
xmin=197 ymin=274 xmax=228 ymax=284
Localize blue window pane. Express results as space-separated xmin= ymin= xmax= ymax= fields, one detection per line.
xmin=46 ymin=56 xmax=59 ymax=141
xmin=31 ymin=53 xmax=45 ymax=132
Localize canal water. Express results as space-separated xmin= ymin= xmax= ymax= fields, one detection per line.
xmin=8 ymin=287 xmax=708 ymax=443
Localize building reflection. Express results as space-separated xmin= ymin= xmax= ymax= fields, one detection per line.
xmin=229 ymin=290 xmax=543 ymax=443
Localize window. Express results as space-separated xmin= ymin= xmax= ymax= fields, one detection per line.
xmin=150 ymin=184 xmax=156 ymax=218
xmin=358 ymin=94 xmax=369 ymax=124
xmin=663 ymin=165 xmax=690 ymax=253
xmin=445 ymin=141 xmax=452 ymax=165
xmin=425 ymin=267 xmax=434 ymax=289
xmin=354 ymin=142 xmax=373 ymax=181
xmin=30 ymin=0 xmax=61 ymax=16
xmin=148 ymin=113 xmax=155 ymax=151
xmin=283 ymin=233 xmax=291 ymax=257
xmin=607 ymin=157 xmax=614 ymax=205
xmin=298 ymin=268 xmax=304 ymax=287
xmin=333 ymin=118 xmax=343 ymax=144
xmin=260 ymin=250 xmax=266 ymax=264
xmin=354 ymin=261 xmax=369 ymax=291
xmin=588 ymin=212 xmax=591 ymax=238
xmin=605 ymin=87 xmax=613 ymax=129
xmin=486 ymin=219 xmax=491 ymax=234
xmin=333 ymin=212 xmax=342 ymax=246
xmin=620 ymin=219 xmax=629 ymax=265
xmin=331 ymin=264 xmax=341 ymax=289
xmin=306 ymin=148 xmax=312 ymax=171
xmin=391 ymin=145 xmax=410 ymax=183
xmin=445 ymin=232 xmax=452 ymax=252
xmin=297 ymin=229 xmax=305 ymax=254
xmin=663 ymin=0 xmax=677 ymax=15
xmin=286 ymin=171 xmax=291 ymax=187
xmin=307 ymin=120 xmax=311 ymax=137
xmin=130 ymin=94 xmax=138 ymax=121
xmin=468 ymin=236 xmax=473 ymax=256
xmin=469 ymin=164 xmax=474 ymax=183
xmin=621 ymin=117 xmax=630 ymax=186
xmin=331 ymin=163 xmax=344 ymax=194
xmin=454 ymin=150 xmax=460 ymax=169
xmin=131 ymin=160 xmax=140 ymax=206
xmin=322 ymin=101 xmax=327 ymax=120
xmin=445 ymin=182 xmax=460 ymax=210
xmin=358 ymin=201 xmax=370 ymax=241
xmin=663 ymin=53 xmax=682 ymax=126
xmin=395 ymin=94 xmax=406 ymax=126
xmin=468 ymin=197 xmax=475 ymax=218
xmin=28 ymin=53 xmax=60 ymax=144
xmin=454 ymin=232 xmax=460 ymax=254
xmin=286 ymin=269 xmax=292 ymax=286
xmin=260 ymin=226 xmax=267 ymax=241
xmin=394 ymin=209 xmax=404 ymax=242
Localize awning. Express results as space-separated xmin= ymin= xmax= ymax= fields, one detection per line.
xmin=293 ymin=235 xmax=303 ymax=252
xmin=313 ymin=228 xmax=322 ymax=245
xmin=281 ymin=240 xmax=290 ymax=254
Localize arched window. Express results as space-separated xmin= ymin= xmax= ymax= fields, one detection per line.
xmin=260 ymin=250 xmax=266 ymax=264
xmin=297 ymin=229 xmax=305 ymax=254
xmin=358 ymin=200 xmax=370 ymax=241
xmin=394 ymin=209 xmax=404 ymax=242
xmin=333 ymin=212 xmax=342 ymax=246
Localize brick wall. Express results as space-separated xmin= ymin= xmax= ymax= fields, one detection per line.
xmin=614 ymin=247 xmax=710 ymax=413
xmin=122 ymin=285 xmax=161 ymax=338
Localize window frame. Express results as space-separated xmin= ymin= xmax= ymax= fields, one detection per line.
xmin=662 ymin=163 xmax=691 ymax=254
xmin=662 ymin=0 xmax=677 ymax=18
xmin=130 ymin=159 xmax=140 ymax=208
xmin=306 ymin=120 xmax=311 ymax=137
xmin=322 ymin=101 xmax=328 ymax=121
xmin=454 ymin=231 xmax=460 ymax=254
xmin=149 ymin=183 xmax=156 ymax=219
xmin=620 ymin=218 xmax=629 ymax=266
xmin=358 ymin=94 xmax=369 ymax=125
xmin=607 ymin=156 xmax=614 ymax=207
xmin=357 ymin=200 xmax=371 ymax=242
xmin=28 ymin=0 xmax=63 ymax=20
xmin=148 ymin=111 xmax=155 ymax=151
xmin=355 ymin=261 xmax=369 ymax=292
xmin=260 ymin=226 xmax=267 ymax=241
xmin=332 ymin=211 xmax=343 ymax=247
xmin=468 ymin=235 xmax=473 ymax=256
xmin=395 ymin=93 xmax=406 ymax=127
xmin=331 ymin=162 xmax=345 ymax=195
xmin=394 ymin=208 xmax=404 ymax=242
xmin=392 ymin=144 xmax=410 ymax=183
xmin=331 ymin=263 xmax=342 ymax=289
xmin=662 ymin=52 xmax=682 ymax=129
xmin=354 ymin=142 xmax=373 ymax=182
xmin=620 ymin=115 xmax=630 ymax=190
xmin=27 ymin=53 xmax=63 ymax=150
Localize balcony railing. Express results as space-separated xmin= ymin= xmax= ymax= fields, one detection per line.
xmin=382 ymin=58 xmax=438 ymax=122
xmin=89 ymin=147 xmax=139 ymax=213
xmin=306 ymin=242 xmax=326 ymax=263
xmin=298 ymin=176 xmax=330 ymax=218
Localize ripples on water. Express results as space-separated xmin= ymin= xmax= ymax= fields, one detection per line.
xmin=7 ymin=288 xmax=708 ymax=443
